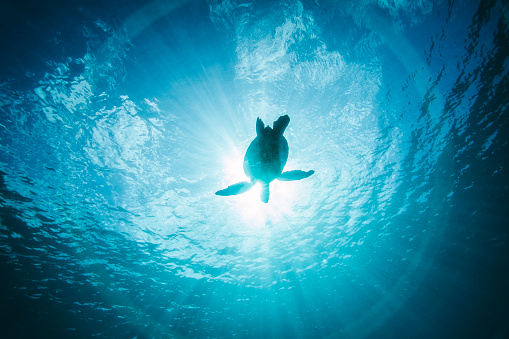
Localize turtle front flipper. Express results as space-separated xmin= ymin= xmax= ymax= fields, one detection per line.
xmin=216 ymin=182 xmax=255 ymax=196
xmin=277 ymin=170 xmax=314 ymax=181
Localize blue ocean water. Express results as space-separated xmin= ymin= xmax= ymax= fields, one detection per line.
xmin=1 ymin=0 xmax=508 ymax=338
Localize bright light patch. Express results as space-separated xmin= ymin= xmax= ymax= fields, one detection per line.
xmin=220 ymin=150 xmax=300 ymax=229
xmin=221 ymin=148 xmax=246 ymax=184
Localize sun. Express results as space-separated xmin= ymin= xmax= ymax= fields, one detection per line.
xmin=219 ymin=149 xmax=299 ymax=229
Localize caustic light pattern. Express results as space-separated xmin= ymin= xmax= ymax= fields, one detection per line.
xmin=0 ymin=0 xmax=508 ymax=338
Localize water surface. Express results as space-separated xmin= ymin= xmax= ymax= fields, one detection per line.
xmin=1 ymin=0 xmax=508 ymax=338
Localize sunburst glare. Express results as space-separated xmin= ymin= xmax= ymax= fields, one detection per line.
xmin=219 ymin=149 xmax=299 ymax=229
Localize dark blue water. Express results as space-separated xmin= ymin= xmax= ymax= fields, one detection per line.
xmin=1 ymin=0 xmax=508 ymax=338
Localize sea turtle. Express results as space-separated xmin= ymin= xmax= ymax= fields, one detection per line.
xmin=216 ymin=115 xmax=314 ymax=203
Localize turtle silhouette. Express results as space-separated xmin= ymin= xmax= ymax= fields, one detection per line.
xmin=216 ymin=115 xmax=314 ymax=203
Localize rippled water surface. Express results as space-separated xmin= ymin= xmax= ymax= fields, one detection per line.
xmin=1 ymin=0 xmax=508 ymax=338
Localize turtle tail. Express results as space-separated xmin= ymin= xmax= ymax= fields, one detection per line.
xmin=260 ymin=182 xmax=270 ymax=203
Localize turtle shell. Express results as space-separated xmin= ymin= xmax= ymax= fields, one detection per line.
xmin=243 ymin=132 xmax=289 ymax=183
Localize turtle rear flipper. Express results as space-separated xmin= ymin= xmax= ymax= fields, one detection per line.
xmin=256 ymin=118 xmax=265 ymax=136
xmin=272 ymin=115 xmax=290 ymax=137
xmin=216 ymin=182 xmax=255 ymax=196
xmin=277 ymin=170 xmax=314 ymax=181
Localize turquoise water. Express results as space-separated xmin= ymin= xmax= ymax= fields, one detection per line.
xmin=1 ymin=0 xmax=508 ymax=338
